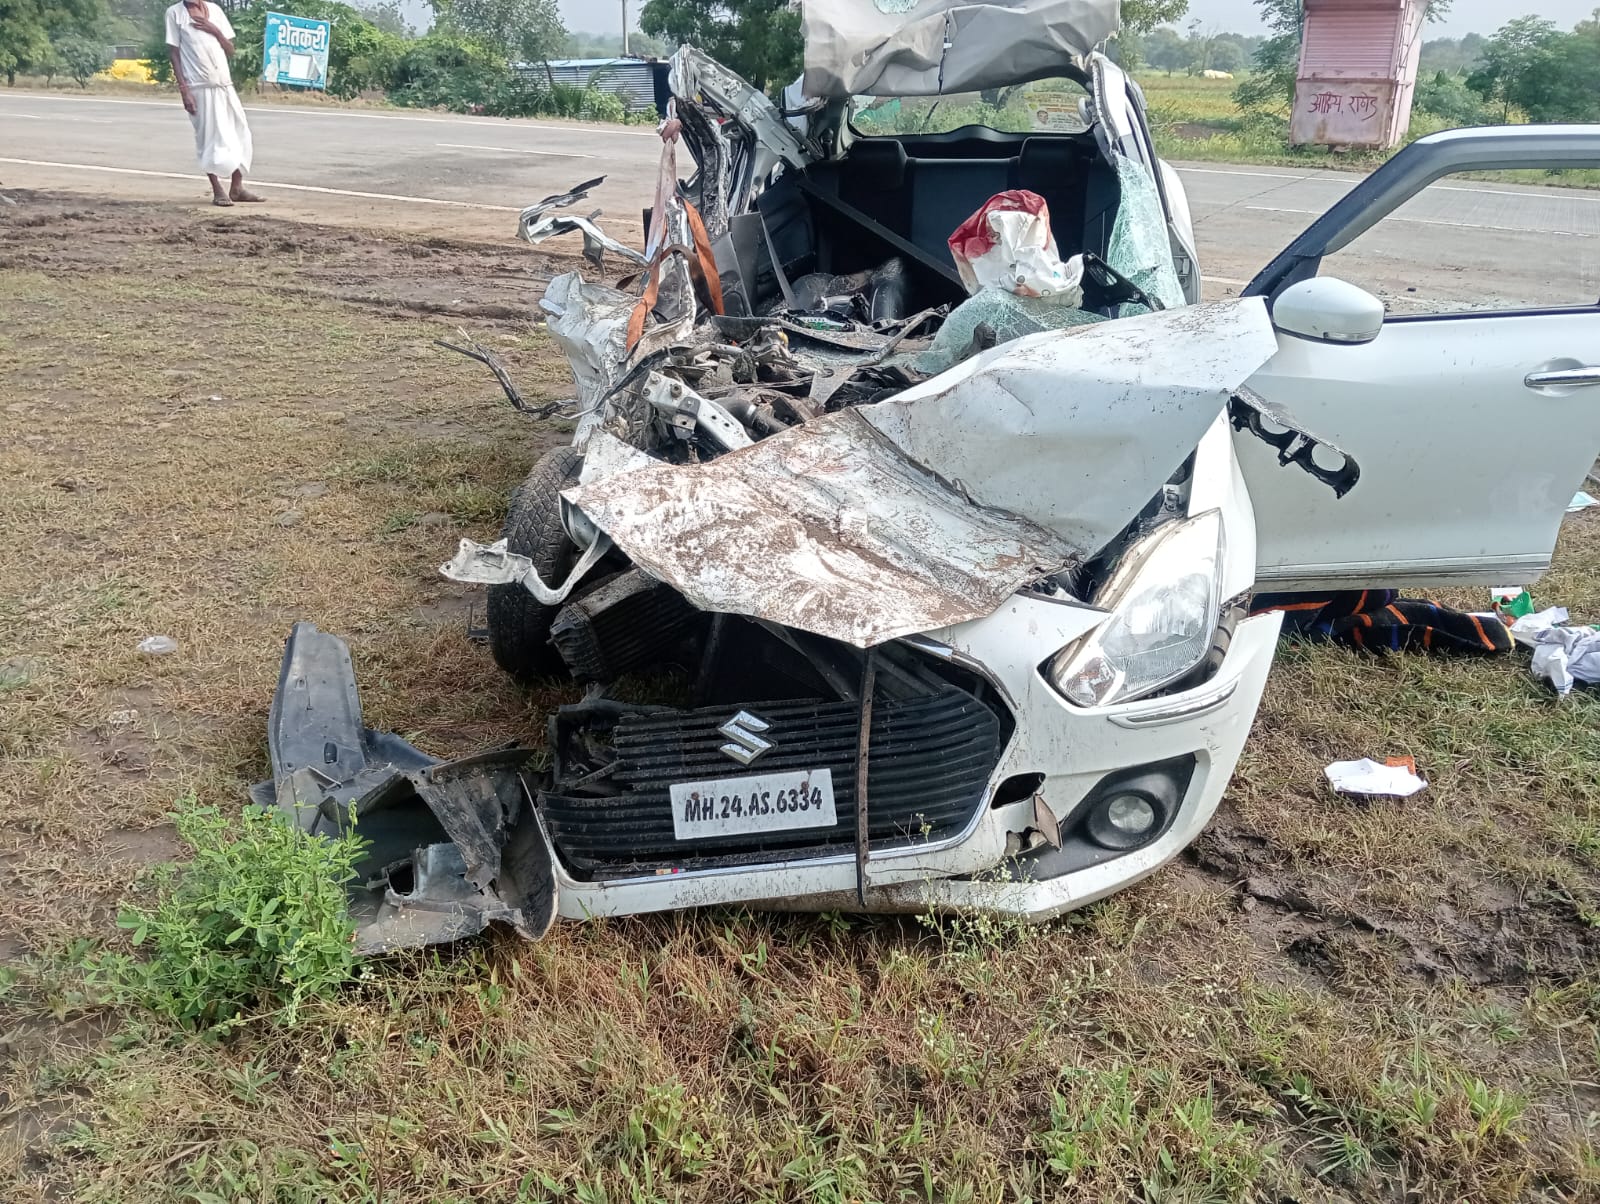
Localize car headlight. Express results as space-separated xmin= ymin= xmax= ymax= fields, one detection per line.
xmin=1048 ymin=510 xmax=1223 ymax=708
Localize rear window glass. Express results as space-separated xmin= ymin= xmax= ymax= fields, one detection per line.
xmin=850 ymin=78 xmax=1089 ymax=136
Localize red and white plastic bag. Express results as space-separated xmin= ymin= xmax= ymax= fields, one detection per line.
xmin=947 ymin=189 xmax=1084 ymax=301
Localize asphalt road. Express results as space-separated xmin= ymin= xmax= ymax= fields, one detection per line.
xmin=3 ymin=90 xmax=1597 ymax=305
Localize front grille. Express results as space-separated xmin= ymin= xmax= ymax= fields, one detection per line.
xmin=549 ymin=571 xmax=703 ymax=682
xmin=540 ymin=686 xmax=1003 ymax=878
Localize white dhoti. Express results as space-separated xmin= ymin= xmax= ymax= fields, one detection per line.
xmin=189 ymin=84 xmax=252 ymax=177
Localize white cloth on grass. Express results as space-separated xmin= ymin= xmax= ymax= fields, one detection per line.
xmin=165 ymin=1 xmax=252 ymax=177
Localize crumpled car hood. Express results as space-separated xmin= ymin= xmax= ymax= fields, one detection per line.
xmin=565 ymin=414 xmax=1075 ymax=648
xmin=801 ymin=0 xmax=1120 ymax=98
xmin=564 ymin=298 xmax=1279 ymax=648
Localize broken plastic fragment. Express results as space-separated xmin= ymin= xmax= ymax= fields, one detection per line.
xmin=256 ymin=622 xmax=557 ymax=954
xmin=137 ymin=635 xmax=178 ymax=655
xmin=1324 ymin=758 xmax=1428 ymax=798
xmin=441 ymin=535 xmax=613 ymax=606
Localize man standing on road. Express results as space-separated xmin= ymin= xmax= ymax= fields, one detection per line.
xmin=165 ymin=0 xmax=264 ymax=206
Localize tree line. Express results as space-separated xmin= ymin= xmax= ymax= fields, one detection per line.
xmin=2 ymin=0 xmax=1203 ymax=105
xmin=0 ymin=0 xmax=665 ymax=118
xmin=10 ymin=0 xmax=1600 ymax=131
xmin=632 ymin=0 xmax=1200 ymax=92
xmin=1 ymin=0 xmax=115 ymax=85
xmin=1231 ymin=1 xmax=1600 ymax=130
xmin=1461 ymin=14 xmax=1600 ymax=124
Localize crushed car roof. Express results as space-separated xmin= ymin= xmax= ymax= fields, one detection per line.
xmin=801 ymin=0 xmax=1120 ymax=98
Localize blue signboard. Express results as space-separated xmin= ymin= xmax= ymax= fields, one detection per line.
xmin=262 ymin=12 xmax=330 ymax=90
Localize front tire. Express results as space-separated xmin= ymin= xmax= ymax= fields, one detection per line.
xmin=486 ymin=446 xmax=584 ymax=681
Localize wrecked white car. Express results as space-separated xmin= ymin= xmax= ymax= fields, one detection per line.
xmin=258 ymin=3 xmax=1600 ymax=952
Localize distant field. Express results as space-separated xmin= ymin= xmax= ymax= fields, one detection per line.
xmin=1137 ymin=71 xmax=1600 ymax=188
xmin=1140 ymin=73 xmax=1249 ymax=123
xmin=1138 ymin=73 xmax=1392 ymax=169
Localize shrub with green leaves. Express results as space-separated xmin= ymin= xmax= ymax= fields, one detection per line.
xmin=386 ymin=29 xmax=513 ymax=110
xmin=1414 ymin=70 xmax=1491 ymax=126
xmin=53 ymin=33 xmax=110 ymax=88
xmin=91 ymin=798 xmax=364 ymax=1030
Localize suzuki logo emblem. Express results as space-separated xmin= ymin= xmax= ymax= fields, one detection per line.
xmin=718 ymin=711 xmax=773 ymax=765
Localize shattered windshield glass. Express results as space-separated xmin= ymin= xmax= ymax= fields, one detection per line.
xmin=850 ymin=78 xmax=1089 ymax=136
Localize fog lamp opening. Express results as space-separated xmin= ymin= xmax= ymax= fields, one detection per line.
xmin=1084 ymin=790 xmax=1164 ymax=850
xmin=1106 ymin=794 xmax=1157 ymax=835
xmin=1076 ymin=758 xmax=1196 ymax=853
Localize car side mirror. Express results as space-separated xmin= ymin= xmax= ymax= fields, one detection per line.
xmin=1270 ymin=277 xmax=1385 ymax=345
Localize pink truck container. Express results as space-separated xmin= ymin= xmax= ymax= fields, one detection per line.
xmin=1291 ymin=0 xmax=1428 ymax=149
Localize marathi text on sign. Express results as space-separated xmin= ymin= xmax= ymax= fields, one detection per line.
xmin=261 ymin=12 xmax=331 ymax=91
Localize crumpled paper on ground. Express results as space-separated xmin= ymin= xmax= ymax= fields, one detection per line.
xmin=1509 ymin=606 xmax=1569 ymax=648
xmin=947 ymin=190 xmax=1084 ymax=301
xmin=1530 ymin=625 xmax=1600 ymax=695
xmin=1324 ymin=758 xmax=1428 ymax=798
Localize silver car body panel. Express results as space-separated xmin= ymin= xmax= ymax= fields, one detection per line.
xmin=563 ymin=407 xmax=1079 ymax=648
xmin=800 ymin=0 xmax=1120 ymax=98
xmin=859 ymin=299 xmax=1278 ymax=553
xmin=562 ymin=300 xmax=1277 ymax=648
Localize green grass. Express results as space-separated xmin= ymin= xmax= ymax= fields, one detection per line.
xmin=1141 ymin=73 xmax=1249 ymax=124
xmin=1140 ymin=73 xmax=1392 ymax=170
xmin=83 ymin=798 xmax=365 ymax=1030
xmin=2 ymin=194 xmax=1598 ymax=1203
xmin=1138 ymin=72 xmax=1600 ymax=188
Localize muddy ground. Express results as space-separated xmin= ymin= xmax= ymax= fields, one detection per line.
xmin=1 ymin=191 xmax=575 ymax=953
xmin=0 ymin=192 xmax=562 ymax=320
xmin=2 ymin=190 xmax=1597 ymax=1202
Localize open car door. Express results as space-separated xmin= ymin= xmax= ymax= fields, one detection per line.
xmin=1237 ymin=127 xmax=1600 ymax=592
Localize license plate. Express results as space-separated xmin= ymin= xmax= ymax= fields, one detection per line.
xmin=669 ymin=768 xmax=838 ymax=841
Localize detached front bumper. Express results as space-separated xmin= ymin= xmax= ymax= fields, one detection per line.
xmin=257 ymin=603 xmax=1280 ymax=947
xmin=253 ymin=622 xmax=557 ymax=954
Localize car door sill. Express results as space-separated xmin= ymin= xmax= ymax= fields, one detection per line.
xmin=1256 ymin=554 xmax=1550 ymax=589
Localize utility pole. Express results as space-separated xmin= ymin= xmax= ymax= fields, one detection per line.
xmin=622 ymin=0 xmax=630 ymax=54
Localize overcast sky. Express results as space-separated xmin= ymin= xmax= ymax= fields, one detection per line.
xmin=551 ymin=0 xmax=1596 ymax=39
xmin=1184 ymin=0 xmax=1594 ymax=39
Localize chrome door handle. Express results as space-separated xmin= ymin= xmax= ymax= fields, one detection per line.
xmin=1525 ymin=367 xmax=1600 ymax=389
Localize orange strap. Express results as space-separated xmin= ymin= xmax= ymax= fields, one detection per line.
xmin=683 ymin=199 xmax=724 ymax=316
xmin=625 ymin=259 xmax=663 ymax=351
xmin=624 ymin=200 xmax=724 ymax=352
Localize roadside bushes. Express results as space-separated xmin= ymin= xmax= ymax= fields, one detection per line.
xmin=53 ymin=33 xmax=108 ymax=87
xmin=386 ymin=29 xmax=512 ymax=109
xmin=143 ymin=0 xmax=401 ymax=97
xmin=252 ymin=0 xmax=404 ymax=97
xmin=385 ymin=38 xmax=643 ymax=120
xmin=1413 ymin=71 xmax=1491 ymax=126
xmin=139 ymin=5 xmax=652 ymax=121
